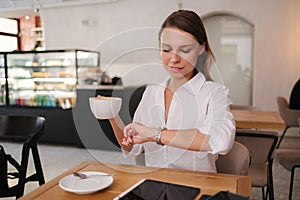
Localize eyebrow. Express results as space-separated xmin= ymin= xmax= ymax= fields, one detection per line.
xmin=161 ymin=43 xmax=195 ymax=48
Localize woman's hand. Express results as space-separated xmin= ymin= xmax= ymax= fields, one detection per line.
xmin=122 ymin=123 xmax=156 ymax=146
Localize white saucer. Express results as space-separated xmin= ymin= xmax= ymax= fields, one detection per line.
xmin=59 ymin=171 xmax=114 ymax=195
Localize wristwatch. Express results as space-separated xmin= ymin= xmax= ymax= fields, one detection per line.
xmin=156 ymin=127 xmax=165 ymax=146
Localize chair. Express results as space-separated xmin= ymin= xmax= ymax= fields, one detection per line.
xmin=276 ymin=149 xmax=300 ymax=200
xmin=0 ymin=115 xmax=46 ymax=198
xmin=235 ymin=130 xmax=278 ymax=200
xmin=276 ymin=96 xmax=300 ymax=148
xmin=216 ymin=141 xmax=250 ymax=175
xmin=128 ymin=85 xmax=146 ymax=120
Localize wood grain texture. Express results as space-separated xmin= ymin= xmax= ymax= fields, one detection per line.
xmin=232 ymin=110 xmax=286 ymax=130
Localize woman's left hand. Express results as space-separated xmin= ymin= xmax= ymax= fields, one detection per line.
xmin=122 ymin=123 xmax=156 ymax=145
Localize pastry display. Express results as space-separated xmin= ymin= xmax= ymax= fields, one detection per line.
xmin=32 ymin=72 xmax=51 ymax=78
xmin=57 ymin=71 xmax=75 ymax=78
xmin=4 ymin=50 xmax=99 ymax=108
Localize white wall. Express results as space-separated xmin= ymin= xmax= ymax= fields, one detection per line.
xmin=39 ymin=0 xmax=300 ymax=111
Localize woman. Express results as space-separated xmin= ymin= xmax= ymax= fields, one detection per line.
xmin=109 ymin=10 xmax=235 ymax=173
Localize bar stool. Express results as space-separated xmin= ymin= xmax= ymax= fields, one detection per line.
xmin=0 ymin=115 xmax=46 ymax=198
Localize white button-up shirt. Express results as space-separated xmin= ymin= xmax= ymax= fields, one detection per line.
xmin=130 ymin=73 xmax=235 ymax=172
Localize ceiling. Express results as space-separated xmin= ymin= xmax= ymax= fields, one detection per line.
xmin=0 ymin=0 xmax=118 ymax=17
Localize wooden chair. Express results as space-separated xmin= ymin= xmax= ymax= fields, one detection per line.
xmin=0 ymin=115 xmax=45 ymax=198
xmin=235 ymin=130 xmax=278 ymax=200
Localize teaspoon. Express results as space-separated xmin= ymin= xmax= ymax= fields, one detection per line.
xmin=73 ymin=172 xmax=115 ymax=179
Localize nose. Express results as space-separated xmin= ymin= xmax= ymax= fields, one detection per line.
xmin=170 ymin=52 xmax=180 ymax=63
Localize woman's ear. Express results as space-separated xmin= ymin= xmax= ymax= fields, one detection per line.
xmin=198 ymin=43 xmax=206 ymax=56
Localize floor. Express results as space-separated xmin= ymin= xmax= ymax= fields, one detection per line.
xmin=1 ymin=128 xmax=300 ymax=200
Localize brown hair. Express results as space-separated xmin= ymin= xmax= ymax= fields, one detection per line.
xmin=159 ymin=10 xmax=215 ymax=81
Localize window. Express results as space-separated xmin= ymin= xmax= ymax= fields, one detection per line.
xmin=0 ymin=17 xmax=19 ymax=51
xmin=203 ymin=14 xmax=254 ymax=105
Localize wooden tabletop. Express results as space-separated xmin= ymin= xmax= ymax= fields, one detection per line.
xmin=232 ymin=109 xmax=286 ymax=130
xmin=20 ymin=161 xmax=252 ymax=200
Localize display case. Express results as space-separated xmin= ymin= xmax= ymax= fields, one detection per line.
xmin=3 ymin=49 xmax=100 ymax=108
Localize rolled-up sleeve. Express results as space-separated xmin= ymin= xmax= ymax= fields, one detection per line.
xmin=206 ymin=83 xmax=236 ymax=155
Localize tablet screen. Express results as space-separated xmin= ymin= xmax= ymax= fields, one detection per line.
xmin=116 ymin=179 xmax=200 ymax=200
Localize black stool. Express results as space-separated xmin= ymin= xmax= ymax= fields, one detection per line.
xmin=0 ymin=115 xmax=45 ymax=198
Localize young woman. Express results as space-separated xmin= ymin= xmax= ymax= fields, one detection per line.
xmin=109 ymin=10 xmax=235 ymax=173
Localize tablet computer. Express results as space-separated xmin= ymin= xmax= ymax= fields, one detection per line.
xmin=113 ymin=179 xmax=200 ymax=200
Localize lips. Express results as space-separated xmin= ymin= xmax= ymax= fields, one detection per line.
xmin=169 ymin=66 xmax=183 ymax=72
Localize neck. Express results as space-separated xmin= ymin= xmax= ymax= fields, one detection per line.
xmin=168 ymin=79 xmax=185 ymax=91
xmin=168 ymin=73 xmax=194 ymax=91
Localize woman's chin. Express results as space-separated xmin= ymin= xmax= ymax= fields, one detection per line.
xmin=168 ymin=71 xmax=183 ymax=77
xmin=167 ymin=70 xmax=193 ymax=81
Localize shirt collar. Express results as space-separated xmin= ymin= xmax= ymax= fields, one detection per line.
xmin=162 ymin=73 xmax=206 ymax=96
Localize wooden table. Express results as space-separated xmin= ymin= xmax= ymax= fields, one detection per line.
xmin=19 ymin=161 xmax=252 ymax=200
xmin=232 ymin=109 xmax=286 ymax=130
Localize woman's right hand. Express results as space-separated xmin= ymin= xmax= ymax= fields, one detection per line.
xmin=122 ymin=123 xmax=156 ymax=146
xmin=122 ymin=123 xmax=136 ymax=146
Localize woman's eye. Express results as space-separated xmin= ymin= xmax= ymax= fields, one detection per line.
xmin=162 ymin=49 xmax=171 ymax=53
xmin=181 ymin=49 xmax=191 ymax=53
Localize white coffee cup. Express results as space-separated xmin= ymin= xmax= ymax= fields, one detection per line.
xmin=89 ymin=96 xmax=122 ymax=119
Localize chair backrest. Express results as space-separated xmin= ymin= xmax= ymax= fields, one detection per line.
xmin=128 ymin=85 xmax=146 ymax=119
xmin=277 ymin=96 xmax=300 ymax=126
xmin=277 ymin=96 xmax=290 ymax=123
xmin=0 ymin=115 xmax=45 ymax=145
xmin=235 ymin=130 xmax=278 ymax=167
xmin=0 ymin=115 xmax=46 ymax=198
xmin=216 ymin=142 xmax=250 ymax=175
xmin=276 ymin=149 xmax=300 ymax=171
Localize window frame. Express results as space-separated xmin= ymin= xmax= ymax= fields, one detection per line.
xmin=0 ymin=18 xmax=20 ymax=51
